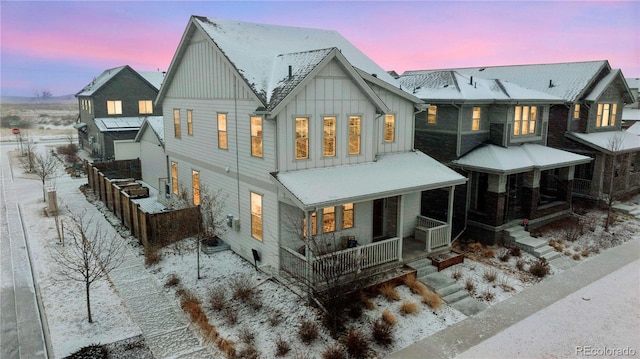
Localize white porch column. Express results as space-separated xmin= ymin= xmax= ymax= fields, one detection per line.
xmin=447 ymin=186 xmax=455 ymax=244
xmin=397 ymin=195 xmax=404 ymax=262
xmin=304 ymin=210 xmax=312 ymax=289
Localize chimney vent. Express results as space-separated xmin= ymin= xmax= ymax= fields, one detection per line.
xmin=288 ymin=65 xmax=292 ymax=79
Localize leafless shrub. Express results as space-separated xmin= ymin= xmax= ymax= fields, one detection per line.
xmin=483 ymin=268 xmax=498 ymax=283
xmin=381 ymin=309 xmax=397 ymax=325
xmin=498 ymin=249 xmax=511 ymax=262
xmin=275 ymin=336 xmax=291 ymax=357
xmin=231 ymin=274 xmax=255 ymax=302
xmin=483 ymin=289 xmax=495 ymax=302
xmin=451 ymin=267 xmax=463 ymax=280
xmin=572 ymin=253 xmax=581 ymax=260
xmin=465 ymin=278 xmax=476 ymax=293
xmin=378 ymin=282 xmax=400 ymax=302
xmin=371 ymin=319 xmax=394 ymax=346
xmin=236 ymin=344 xmax=259 ymax=359
xmin=298 ymin=320 xmax=319 ymax=345
xmin=341 ymin=328 xmax=370 ymax=359
xmin=529 ymin=258 xmax=550 ymax=278
xmin=224 ymin=306 xmax=238 ymax=325
xmin=238 ymin=326 xmax=256 ymax=345
xmin=399 ymin=301 xmax=419 ymax=316
xmin=164 ymin=274 xmax=181 ymax=288
xmin=144 ymin=245 xmax=161 ymax=267
xmin=321 ymin=344 xmax=346 ymax=359
xmin=208 ymin=286 xmax=228 ymax=312
xmin=268 ymin=309 xmax=283 ymax=327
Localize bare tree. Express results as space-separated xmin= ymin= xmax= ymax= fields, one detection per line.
xmin=605 ymin=133 xmax=624 ymax=232
xmin=18 ymin=136 xmax=36 ymax=173
xmin=50 ymin=211 xmax=124 ymax=323
xmin=196 ymin=185 xmax=227 ymax=279
xmin=33 ymin=150 xmax=61 ymax=201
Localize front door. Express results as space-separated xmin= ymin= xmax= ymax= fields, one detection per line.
xmin=373 ymin=199 xmax=384 ymax=239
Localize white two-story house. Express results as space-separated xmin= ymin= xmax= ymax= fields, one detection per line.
xmin=156 ymin=17 xmax=465 ymax=281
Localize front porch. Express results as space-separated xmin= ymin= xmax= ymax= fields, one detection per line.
xmin=279 ymin=215 xmax=449 ymax=287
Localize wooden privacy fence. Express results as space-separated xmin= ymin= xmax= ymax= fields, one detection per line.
xmin=84 ymin=160 xmax=200 ymax=247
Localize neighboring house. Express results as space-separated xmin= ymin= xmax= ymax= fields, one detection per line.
xmin=622 ymin=78 xmax=640 ymax=128
xmin=75 ymin=65 xmax=164 ymax=160
xmin=156 ymin=16 xmax=466 ymax=280
xmin=403 ymin=61 xmax=639 ymax=202
xmin=398 ymin=71 xmax=591 ymax=242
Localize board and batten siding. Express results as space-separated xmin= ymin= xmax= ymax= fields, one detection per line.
xmin=139 ymin=129 xmax=166 ymax=191
xmin=277 ymin=59 xmax=378 ymax=172
xmin=369 ymin=83 xmax=416 ymax=154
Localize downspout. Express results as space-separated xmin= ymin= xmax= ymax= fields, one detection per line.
xmin=234 ymin=78 xmax=241 ymax=217
xmin=374 ymin=112 xmax=383 ymax=156
xmin=452 ymin=102 xmax=462 ymax=158
xmin=413 ymin=103 xmax=430 ymax=150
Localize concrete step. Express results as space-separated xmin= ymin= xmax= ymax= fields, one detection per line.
xmin=508 ymin=231 xmax=531 ymax=243
xmin=534 ymin=245 xmax=556 ymax=257
xmin=514 ymin=236 xmax=548 ymax=251
xmin=504 ymin=225 xmax=526 ymax=235
xmin=406 ymin=258 xmax=438 ymax=277
xmin=421 ymin=272 xmax=456 ymax=292
xmin=442 ymin=289 xmax=469 ymax=305
xmin=436 ymin=283 xmax=464 ymax=297
xmin=450 ymin=296 xmax=488 ymax=317
xmin=612 ymin=203 xmax=637 ymax=214
xmin=541 ymin=250 xmax=561 ymax=261
xmin=405 ymin=258 xmax=431 ymax=269
xmin=416 ymin=265 xmax=438 ymax=278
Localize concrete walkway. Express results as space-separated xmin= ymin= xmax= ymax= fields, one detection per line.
xmin=388 ymin=238 xmax=640 ymax=359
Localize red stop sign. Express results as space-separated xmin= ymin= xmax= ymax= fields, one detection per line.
xmin=12 ymin=128 xmax=20 ymax=135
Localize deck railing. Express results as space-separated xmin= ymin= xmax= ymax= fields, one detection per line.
xmin=280 ymin=237 xmax=399 ymax=287
xmin=573 ymin=178 xmax=592 ymax=196
xmin=416 ymin=215 xmax=450 ymax=253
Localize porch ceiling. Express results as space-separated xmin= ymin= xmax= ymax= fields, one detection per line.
xmin=566 ymin=131 xmax=640 ymax=154
xmin=271 ymin=151 xmax=466 ymax=210
xmin=452 ymin=143 xmax=592 ymax=174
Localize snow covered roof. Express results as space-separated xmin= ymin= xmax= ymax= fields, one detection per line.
xmin=566 ymin=131 xmax=640 ymax=154
xmin=138 ymin=71 xmax=165 ymax=91
xmin=402 ymin=61 xmax=610 ymax=103
xmin=452 ymin=143 xmax=591 ymax=174
xmin=76 ymin=66 xmax=127 ymax=96
xmin=95 ymin=117 xmax=145 ymax=132
xmin=623 ymin=108 xmax=640 ymax=122
xmin=398 ymin=71 xmax=563 ymax=103
xmin=272 ymin=151 xmax=466 ymax=210
xmin=193 ymin=17 xmax=399 ymax=108
xmin=627 ymin=122 xmax=640 ymax=135
xmin=134 ymin=116 xmax=165 ymax=145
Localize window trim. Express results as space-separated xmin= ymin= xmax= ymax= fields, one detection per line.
xmin=250 ymin=192 xmax=263 ymax=241
xmin=342 ymin=203 xmax=354 ymax=229
xmin=472 ymin=107 xmax=481 ymax=131
xmin=323 ymin=206 xmax=335 ymax=233
xmin=171 ymin=161 xmax=178 ymax=195
xmin=107 ymin=100 xmax=122 ymax=115
xmin=250 ymin=116 xmax=263 ymax=158
xmin=384 ymin=114 xmax=395 ymax=142
xmin=596 ymin=103 xmax=617 ymax=127
xmin=427 ymin=105 xmax=437 ymax=124
xmin=348 ymin=115 xmax=361 ymax=155
xmin=323 ymin=116 xmax=336 ymax=157
xmin=138 ymin=100 xmax=153 ymax=115
xmin=173 ymin=109 xmax=181 ymax=138
xmin=192 ymin=170 xmax=200 ymax=206
xmin=218 ymin=113 xmax=228 ymax=149
xmin=295 ymin=117 xmax=309 ymax=160
xmin=512 ymin=105 xmax=538 ymax=137
xmin=187 ymin=109 xmax=193 ymax=136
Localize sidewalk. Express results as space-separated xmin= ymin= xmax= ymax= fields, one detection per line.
xmin=53 ymin=169 xmax=216 ymax=358
xmin=388 ymin=238 xmax=640 ymax=359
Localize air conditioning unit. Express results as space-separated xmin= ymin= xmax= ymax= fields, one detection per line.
xmin=232 ymin=218 xmax=240 ymax=232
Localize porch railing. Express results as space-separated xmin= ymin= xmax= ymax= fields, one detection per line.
xmin=572 ymin=178 xmax=591 ymax=196
xmin=280 ymin=237 xmax=399 ymax=287
xmin=416 ymin=215 xmax=450 ymax=253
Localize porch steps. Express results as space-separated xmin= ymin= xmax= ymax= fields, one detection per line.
xmin=504 ymin=226 xmax=560 ymax=261
xmin=405 ymin=258 xmax=437 ymax=278
xmin=612 ymin=203 xmax=640 ymax=218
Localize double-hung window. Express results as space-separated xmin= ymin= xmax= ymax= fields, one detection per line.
xmin=250 ymin=192 xmax=263 ymax=240
xmin=171 ymin=162 xmax=178 ymax=195
xmin=139 ymin=100 xmax=153 ymax=114
xmin=384 ymin=114 xmax=395 ymax=142
xmin=323 ymin=207 xmax=335 ymax=233
xmin=192 ymin=170 xmax=200 ymax=205
xmin=295 ymin=117 xmax=309 ymax=159
xmin=513 ymin=106 xmax=537 ymax=136
xmin=596 ymin=103 xmax=617 ymax=127
xmin=107 ymin=100 xmax=122 ymax=115
xmin=349 ymin=116 xmax=361 ymax=155
xmin=187 ymin=110 xmax=193 ymax=136
xmin=173 ymin=109 xmax=181 ymax=138
xmin=218 ymin=113 xmax=227 ymax=149
xmin=323 ymin=116 xmax=336 ymax=157
xmin=472 ymin=107 xmax=481 ymax=131
xmin=251 ymin=116 xmax=263 ymax=157
xmin=427 ymin=105 xmax=437 ymax=124
xmin=303 ymin=212 xmax=317 ymax=238
xmin=573 ymin=104 xmax=581 ymax=120
xmin=342 ymin=203 xmax=354 ymax=229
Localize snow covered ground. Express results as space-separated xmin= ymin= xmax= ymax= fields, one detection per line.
xmin=5 ymin=136 xmax=640 ymax=358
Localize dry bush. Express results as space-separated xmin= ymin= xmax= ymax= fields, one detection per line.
xmin=347 ymin=302 xmax=363 ymax=319
xmin=482 ymin=268 xmax=498 ymax=283
xmin=217 ymin=338 xmax=236 ymax=358
xmin=498 ymin=249 xmax=511 ymax=262
xmin=236 ymin=344 xmax=259 ymax=359
xmin=381 ymin=309 xmax=397 ymax=325
xmin=421 ymin=291 xmax=442 ymax=309
xmin=371 ymin=318 xmax=394 ymax=346
xmin=464 ymin=278 xmax=475 ymax=294
xmin=378 ymin=282 xmax=400 ymax=302
xmin=451 ymin=267 xmax=462 ymax=280
xmin=268 ymin=309 xmax=283 ymax=327
xmin=224 ymin=306 xmax=238 ymax=325
xmin=498 ymin=277 xmax=514 ymax=292
xmin=231 ymin=274 xmax=255 ymax=302
xmin=247 ymin=295 xmax=263 ymax=311
xmin=482 ymin=249 xmax=495 ymax=258
xmin=581 ymin=249 xmax=591 ymax=257
xmin=399 ymin=301 xmax=419 ymax=316
xmin=238 ymin=326 xmax=256 ymax=344
xmin=516 ymin=258 xmax=526 ymax=271
xmin=572 ymin=253 xmax=581 ymax=260
xmin=360 ymin=293 xmax=375 ymax=310
xmin=483 ymin=289 xmax=495 ymax=301
xmin=507 ymin=244 xmax=522 ymax=257
xmin=164 ymin=274 xmax=181 ymax=288
xmin=208 ymin=286 xmax=227 ymax=311
xmin=563 ymin=216 xmax=584 ymax=242
xmin=564 ymin=250 xmax=572 ymax=256
xmin=549 ymin=240 xmax=564 ymax=252
xmin=298 ymin=320 xmax=319 ymax=345
xmin=529 ymin=258 xmax=550 ymax=278
xmin=321 ymin=344 xmax=347 ymax=359
xmin=144 ymin=245 xmax=161 ymax=267
xmin=468 ymin=242 xmax=483 ymax=253
xmin=275 ymin=336 xmax=291 ymax=357
xmin=341 ymin=328 xmax=370 ymax=359
xmin=403 ymin=273 xmax=428 ymax=295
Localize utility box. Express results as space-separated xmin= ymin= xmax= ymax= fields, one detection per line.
xmin=47 ymin=189 xmax=58 ymax=216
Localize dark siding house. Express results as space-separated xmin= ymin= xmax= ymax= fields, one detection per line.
xmin=75 ymin=65 xmax=164 ymax=160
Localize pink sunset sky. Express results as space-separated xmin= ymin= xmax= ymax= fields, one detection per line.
xmin=1 ymin=1 xmax=639 ymax=97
